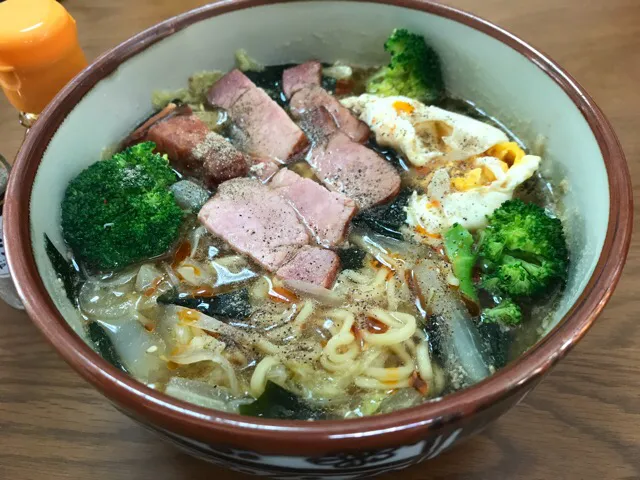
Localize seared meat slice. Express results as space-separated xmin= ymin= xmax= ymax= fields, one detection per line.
xmin=146 ymin=114 xmax=249 ymax=187
xmin=282 ymin=61 xmax=322 ymax=99
xmin=208 ymin=69 xmax=308 ymax=163
xmin=206 ymin=69 xmax=255 ymax=110
xmin=302 ymin=108 xmax=401 ymax=210
xmin=284 ymin=62 xmax=369 ymax=143
xmin=198 ymin=178 xmax=309 ymax=271
xmin=276 ymin=246 xmax=341 ymax=288
xmin=270 ymin=168 xmax=357 ymax=247
xmin=121 ymin=102 xmax=193 ymax=149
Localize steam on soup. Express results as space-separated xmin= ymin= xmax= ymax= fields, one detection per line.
xmin=49 ymin=29 xmax=568 ymax=420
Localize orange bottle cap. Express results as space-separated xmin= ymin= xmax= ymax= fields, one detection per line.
xmin=0 ymin=0 xmax=87 ymax=114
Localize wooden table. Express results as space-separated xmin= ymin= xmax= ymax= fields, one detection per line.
xmin=1 ymin=1 xmax=638 ymax=478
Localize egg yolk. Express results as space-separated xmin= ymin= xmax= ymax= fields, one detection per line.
xmin=486 ymin=142 xmax=525 ymax=165
xmin=392 ymin=100 xmax=415 ymax=114
xmin=452 ymin=168 xmax=481 ymax=191
xmin=451 ymin=165 xmax=499 ymax=191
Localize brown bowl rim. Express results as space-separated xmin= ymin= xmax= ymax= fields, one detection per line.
xmin=4 ymin=0 xmax=632 ymax=455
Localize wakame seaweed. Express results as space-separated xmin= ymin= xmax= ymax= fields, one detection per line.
xmin=86 ymin=321 xmax=129 ymax=373
xmin=422 ymin=315 xmax=462 ymax=396
xmin=239 ymin=381 xmax=326 ymax=420
xmin=244 ymin=64 xmax=295 ymax=107
xmin=352 ymin=188 xmax=412 ymax=240
xmin=366 ymin=136 xmax=407 ymax=172
xmin=243 ymin=63 xmax=337 ymax=107
xmin=44 ymin=234 xmax=83 ymax=305
xmin=320 ymin=74 xmax=337 ymax=94
xmin=45 ymin=235 xmax=127 ymax=373
xmin=337 ymin=247 xmax=367 ymax=271
xmin=158 ymin=288 xmax=252 ymax=320
xmin=476 ymin=322 xmax=513 ymax=369
xmin=422 ymin=314 xmax=446 ymax=360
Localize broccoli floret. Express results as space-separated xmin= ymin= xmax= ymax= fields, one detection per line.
xmin=61 ymin=142 xmax=183 ymax=271
xmin=479 ymin=199 xmax=569 ymax=297
xmin=366 ymin=28 xmax=445 ymax=102
xmin=443 ymin=223 xmax=478 ymax=302
xmin=481 ymin=298 xmax=523 ymax=326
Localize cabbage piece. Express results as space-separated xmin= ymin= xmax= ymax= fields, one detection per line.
xmin=413 ymin=259 xmax=492 ymax=387
xmin=164 ymin=377 xmax=251 ymax=413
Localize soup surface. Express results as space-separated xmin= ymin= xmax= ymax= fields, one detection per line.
xmin=52 ymin=31 xmax=568 ymax=419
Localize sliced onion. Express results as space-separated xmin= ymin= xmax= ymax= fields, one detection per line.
xmin=135 ymin=264 xmax=164 ymax=292
xmin=162 ymin=305 xmax=256 ymax=345
xmin=283 ymin=279 xmax=345 ymax=307
xmin=322 ymin=65 xmax=353 ymax=80
xmin=175 ymin=260 xmax=214 ymax=286
xmin=162 ymin=264 xmax=181 ymax=288
xmin=378 ymin=388 xmax=423 ymax=414
xmin=99 ymin=317 xmax=167 ymax=383
xmin=92 ymin=268 xmax=138 ymax=287
xmin=211 ymin=261 xmax=257 ymax=288
xmin=189 ymin=225 xmax=208 ymax=256
xmin=353 ymin=231 xmax=416 ymax=257
xmin=78 ymin=281 xmax=135 ymax=320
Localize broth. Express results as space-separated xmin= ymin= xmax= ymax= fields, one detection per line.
xmin=52 ymin=41 xmax=567 ymax=420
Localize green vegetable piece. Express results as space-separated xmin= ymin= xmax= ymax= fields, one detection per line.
xmin=239 ymin=381 xmax=326 ymax=420
xmin=479 ymin=199 xmax=569 ymax=297
xmin=152 ymin=70 xmax=224 ymax=110
xmin=86 ymin=321 xmax=128 ymax=373
xmin=366 ymin=28 xmax=445 ymax=103
xmin=44 ymin=234 xmax=83 ymax=305
xmin=235 ymin=49 xmax=264 ymax=72
xmin=158 ymin=288 xmax=252 ymax=320
xmin=188 ymin=71 xmax=224 ymax=101
xmin=337 ymin=247 xmax=367 ymax=271
xmin=443 ymin=223 xmax=478 ymax=302
xmin=61 ymin=142 xmax=183 ymax=272
xmin=481 ymin=297 xmax=523 ymax=326
xmin=352 ymin=188 xmax=412 ymax=240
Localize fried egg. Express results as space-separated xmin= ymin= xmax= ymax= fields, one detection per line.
xmin=341 ymin=94 xmax=509 ymax=167
xmin=405 ymin=151 xmax=541 ymax=236
xmin=341 ymin=94 xmax=542 ymax=238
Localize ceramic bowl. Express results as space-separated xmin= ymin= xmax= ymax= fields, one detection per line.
xmin=4 ymin=0 xmax=632 ymax=478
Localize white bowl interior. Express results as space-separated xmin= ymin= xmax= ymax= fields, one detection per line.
xmin=30 ymin=1 xmax=608 ymax=345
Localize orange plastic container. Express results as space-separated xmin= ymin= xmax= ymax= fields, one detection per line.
xmin=0 ymin=0 xmax=87 ymax=114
